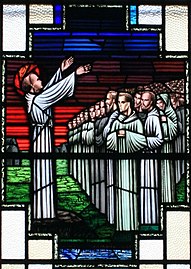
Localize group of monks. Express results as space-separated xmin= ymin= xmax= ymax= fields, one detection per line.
xmin=67 ymin=84 xmax=185 ymax=231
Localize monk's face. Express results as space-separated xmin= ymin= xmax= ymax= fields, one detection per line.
xmin=84 ymin=111 xmax=89 ymax=121
xmin=118 ymin=96 xmax=130 ymax=114
xmin=141 ymin=92 xmax=153 ymax=111
xmin=95 ymin=104 xmax=100 ymax=118
xmin=134 ymin=93 xmax=142 ymax=109
xmin=156 ymin=99 xmax=165 ymax=111
xmin=105 ymin=93 xmax=113 ymax=112
xmin=89 ymin=107 xmax=95 ymax=120
xmin=100 ymin=101 xmax=105 ymax=116
xmin=170 ymin=95 xmax=177 ymax=109
xmin=68 ymin=122 xmax=72 ymax=129
xmin=73 ymin=120 xmax=77 ymax=128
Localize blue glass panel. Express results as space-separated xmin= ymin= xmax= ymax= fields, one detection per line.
xmin=54 ymin=4 xmax=62 ymax=24
xmin=132 ymin=32 xmax=158 ymax=37
xmin=99 ymin=32 xmax=131 ymax=37
xmin=130 ymin=5 xmax=137 ymax=25
xmin=60 ymin=249 xmax=81 ymax=260
xmin=59 ymin=248 xmax=132 ymax=260
xmin=33 ymin=31 xmax=159 ymax=56
xmin=34 ymin=32 xmax=71 ymax=37
xmin=72 ymin=32 xmax=98 ymax=36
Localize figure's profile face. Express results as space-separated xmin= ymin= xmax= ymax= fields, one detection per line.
xmin=141 ymin=92 xmax=153 ymax=111
xmin=84 ymin=111 xmax=89 ymax=121
xmin=134 ymin=93 xmax=142 ymax=109
xmin=24 ymin=73 xmax=43 ymax=94
xmin=68 ymin=122 xmax=72 ymax=129
xmin=73 ymin=119 xmax=77 ymax=128
xmin=105 ymin=93 xmax=113 ymax=112
xmin=156 ymin=99 xmax=165 ymax=111
xmin=77 ymin=116 xmax=81 ymax=125
xmin=170 ymin=95 xmax=177 ymax=109
xmin=89 ymin=107 xmax=95 ymax=120
xmin=95 ymin=104 xmax=100 ymax=118
xmin=118 ymin=95 xmax=130 ymax=114
xmin=100 ymin=101 xmax=105 ymax=116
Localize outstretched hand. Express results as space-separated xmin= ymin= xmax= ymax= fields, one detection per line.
xmin=76 ymin=64 xmax=91 ymax=75
xmin=61 ymin=56 xmax=74 ymax=71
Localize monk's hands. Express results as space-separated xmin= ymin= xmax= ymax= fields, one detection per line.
xmin=118 ymin=130 xmax=125 ymax=137
xmin=161 ymin=116 xmax=167 ymax=122
xmin=61 ymin=56 xmax=74 ymax=71
xmin=76 ymin=64 xmax=91 ymax=75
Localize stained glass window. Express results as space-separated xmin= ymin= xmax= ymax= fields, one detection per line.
xmin=1 ymin=1 xmax=190 ymax=268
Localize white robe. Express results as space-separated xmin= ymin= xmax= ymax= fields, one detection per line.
xmin=107 ymin=111 xmax=147 ymax=231
xmin=94 ymin=116 xmax=108 ymax=214
xmin=68 ymin=129 xmax=74 ymax=176
xmin=174 ymin=106 xmax=185 ymax=183
xmin=81 ymin=121 xmax=91 ymax=195
xmin=140 ymin=107 xmax=163 ymax=225
xmin=25 ymin=69 xmax=75 ymax=220
xmin=158 ymin=94 xmax=178 ymax=203
xmin=72 ymin=125 xmax=82 ymax=183
xmin=102 ymin=111 xmax=119 ymax=224
xmin=82 ymin=121 xmax=95 ymax=203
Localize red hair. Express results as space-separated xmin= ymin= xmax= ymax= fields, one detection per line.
xmin=14 ymin=64 xmax=40 ymax=95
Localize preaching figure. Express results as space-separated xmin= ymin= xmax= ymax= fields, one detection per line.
xmin=14 ymin=57 xmax=91 ymax=222
xmin=107 ymin=92 xmax=147 ymax=231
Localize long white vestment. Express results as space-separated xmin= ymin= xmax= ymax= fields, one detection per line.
xmin=157 ymin=93 xmax=177 ymax=203
xmin=140 ymin=107 xmax=163 ymax=225
xmin=25 ymin=69 xmax=75 ymax=220
xmin=107 ymin=111 xmax=147 ymax=231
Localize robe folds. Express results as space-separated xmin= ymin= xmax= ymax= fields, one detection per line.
xmin=157 ymin=93 xmax=178 ymax=203
xmin=174 ymin=106 xmax=185 ymax=183
xmin=107 ymin=111 xmax=147 ymax=231
xmin=25 ymin=69 xmax=75 ymax=220
xmin=102 ymin=111 xmax=119 ymax=224
xmin=140 ymin=107 xmax=163 ymax=225
xmin=82 ymin=121 xmax=95 ymax=198
xmin=68 ymin=128 xmax=74 ymax=176
xmin=94 ymin=116 xmax=108 ymax=214
xmin=72 ymin=125 xmax=82 ymax=183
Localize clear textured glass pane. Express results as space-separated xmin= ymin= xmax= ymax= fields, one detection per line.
xmin=140 ymin=266 xmax=164 ymax=269
xmin=3 ymin=5 xmax=26 ymax=51
xmin=167 ymin=211 xmax=190 ymax=260
xmin=1 ymin=210 xmax=25 ymax=259
xmin=165 ymin=5 xmax=188 ymax=51
xmin=1 ymin=265 xmax=25 ymax=269
xmin=139 ymin=240 xmax=163 ymax=260
xmin=28 ymin=240 xmax=53 ymax=259
xmin=28 ymin=265 xmax=52 ymax=269
xmin=29 ymin=5 xmax=53 ymax=24
xmin=138 ymin=5 xmax=162 ymax=25
xmin=167 ymin=265 xmax=190 ymax=269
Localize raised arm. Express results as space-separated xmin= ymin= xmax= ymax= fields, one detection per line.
xmin=44 ymin=56 xmax=74 ymax=90
xmin=35 ymin=62 xmax=91 ymax=110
